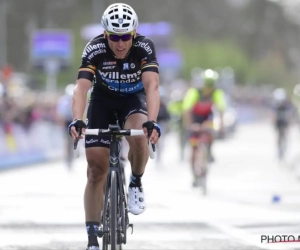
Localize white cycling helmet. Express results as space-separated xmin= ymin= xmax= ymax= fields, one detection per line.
xmin=101 ymin=3 xmax=138 ymax=34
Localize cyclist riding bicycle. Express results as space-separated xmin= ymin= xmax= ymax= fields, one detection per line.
xmin=67 ymin=3 xmax=161 ymax=250
xmin=182 ymin=69 xmax=226 ymax=185
xmin=272 ymin=88 xmax=295 ymax=159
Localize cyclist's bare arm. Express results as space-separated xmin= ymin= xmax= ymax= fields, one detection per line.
xmin=212 ymin=89 xmax=227 ymax=132
xmin=71 ymin=78 xmax=92 ymax=139
xmin=183 ymin=109 xmax=193 ymax=129
xmin=143 ymin=71 xmax=159 ymax=122
xmin=73 ymin=78 xmax=92 ymax=120
xmin=142 ymin=71 xmax=160 ymax=144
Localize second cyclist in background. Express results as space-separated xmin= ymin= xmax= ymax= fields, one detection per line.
xmin=182 ymin=69 xmax=226 ymax=185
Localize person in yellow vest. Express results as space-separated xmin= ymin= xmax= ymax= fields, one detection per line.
xmin=182 ymin=69 xmax=226 ymax=185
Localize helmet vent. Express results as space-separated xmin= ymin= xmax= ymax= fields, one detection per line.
xmin=124 ymin=9 xmax=132 ymax=15
xmin=122 ymin=23 xmax=129 ymax=27
xmin=123 ymin=14 xmax=131 ymax=20
xmin=111 ymin=23 xmax=119 ymax=27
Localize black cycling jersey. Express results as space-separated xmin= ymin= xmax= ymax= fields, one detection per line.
xmin=78 ymin=33 xmax=159 ymax=99
xmin=77 ymin=33 xmax=159 ymax=148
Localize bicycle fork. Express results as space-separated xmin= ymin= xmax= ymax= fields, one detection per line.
xmin=97 ymin=171 xmax=134 ymax=244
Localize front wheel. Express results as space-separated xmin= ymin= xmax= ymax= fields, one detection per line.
xmin=102 ymin=171 xmax=120 ymax=250
xmin=110 ymin=171 xmax=118 ymax=250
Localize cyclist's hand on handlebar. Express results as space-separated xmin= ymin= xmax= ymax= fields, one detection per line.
xmin=68 ymin=119 xmax=87 ymax=139
xmin=142 ymin=120 xmax=161 ymax=144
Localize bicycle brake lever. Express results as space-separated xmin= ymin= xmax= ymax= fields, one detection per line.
xmin=74 ymin=137 xmax=79 ymax=150
xmin=128 ymin=223 xmax=134 ymax=234
xmin=151 ymin=142 xmax=155 ymax=152
xmin=74 ymin=128 xmax=82 ymax=150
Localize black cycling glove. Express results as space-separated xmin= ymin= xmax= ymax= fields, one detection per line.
xmin=142 ymin=121 xmax=161 ymax=137
xmin=68 ymin=119 xmax=87 ymax=136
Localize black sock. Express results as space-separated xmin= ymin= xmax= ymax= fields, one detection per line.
xmin=86 ymin=221 xmax=99 ymax=247
xmin=129 ymin=172 xmax=143 ymax=188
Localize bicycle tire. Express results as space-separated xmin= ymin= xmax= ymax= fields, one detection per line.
xmin=102 ymin=172 xmax=123 ymax=250
xmin=120 ymin=187 xmax=127 ymax=246
xmin=110 ymin=171 xmax=118 ymax=250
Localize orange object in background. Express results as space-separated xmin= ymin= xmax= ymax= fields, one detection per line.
xmin=1 ymin=65 xmax=13 ymax=82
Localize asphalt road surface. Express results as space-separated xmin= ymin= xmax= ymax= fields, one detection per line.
xmin=1 ymin=121 xmax=300 ymax=250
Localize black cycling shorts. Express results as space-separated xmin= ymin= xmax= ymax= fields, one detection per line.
xmin=85 ymin=92 xmax=147 ymax=148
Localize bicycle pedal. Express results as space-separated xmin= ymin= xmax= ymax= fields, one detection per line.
xmin=128 ymin=223 xmax=134 ymax=234
xmin=97 ymin=227 xmax=107 ymax=238
xmin=97 ymin=230 xmax=104 ymax=238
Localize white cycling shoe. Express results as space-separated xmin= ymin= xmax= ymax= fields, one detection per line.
xmin=86 ymin=246 xmax=99 ymax=250
xmin=128 ymin=186 xmax=146 ymax=215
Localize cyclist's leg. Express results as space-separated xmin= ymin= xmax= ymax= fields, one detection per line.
xmin=84 ymin=99 xmax=115 ymax=248
xmin=119 ymin=93 xmax=148 ymax=215
xmin=276 ymin=121 xmax=285 ymax=158
xmin=189 ymin=133 xmax=199 ymax=174
xmin=279 ymin=122 xmax=288 ymax=157
xmin=85 ymin=147 xmax=109 ymax=221
xmin=188 ymin=130 xmax=202 ymax=187
xmin=189 ymin=115 xmax=207 ymax=172
xmin=124 ymin=113 xmax=148 ymax=177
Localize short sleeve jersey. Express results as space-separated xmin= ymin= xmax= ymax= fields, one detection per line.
xmin=78 ymin=33 xmax=159 ymax=99
xmin=182 ymin=88 xmax=227 ymax=112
